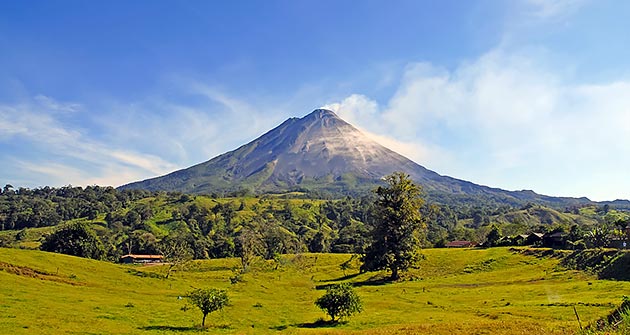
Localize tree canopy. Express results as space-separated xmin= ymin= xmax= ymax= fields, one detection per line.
xmin=184 ymin=288 xmax=229 ymax=327
xmin=2 ymin=184 xmax=628 ymax=263
xmin=315 ymin=283 xmax=362 ymax=322
xmin=41 ymin=222 xmax=105 ymax=260
xmin=361 ymin=172 xmax=426 ymax=280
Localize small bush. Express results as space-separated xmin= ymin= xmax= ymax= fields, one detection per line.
xmin=315 ymin=283 xmax=362 ymax=322
xmin=184 ymin=288 xmax=229 ymax=327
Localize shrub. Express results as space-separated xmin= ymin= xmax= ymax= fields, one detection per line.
xmin=315 ymin=283 xmax=362 ymax=322
xmin=183 ymin=288 xmax=229 ymax=327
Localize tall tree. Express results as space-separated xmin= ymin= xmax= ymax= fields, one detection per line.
xmin=159 ymin=233 xmax=193 ymax=279
xmin=235 ymin=226 xmax=264 ymax=272
xmin=485 ymin=225 xmax=501 ymax=247
xmin=361 ymin=172 xmax=425 ymax=280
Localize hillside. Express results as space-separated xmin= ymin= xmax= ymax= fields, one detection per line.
xmin=1 ymin=247 xmax=629 ymax=334
xmin=459 ymin=205 xmax=600 ymax=228
xmin=6 ymin=186 xmax=624 ymax=261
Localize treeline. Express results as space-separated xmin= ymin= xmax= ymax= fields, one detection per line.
xmin=96 ymin=194 xmax=376 ymax=261
xmin=0 ymin=184 xmax=153 ymax=230
xmin=0 ymin=185 xmax=379 ymax=260
xmin=1 ymin=184 xmax=628 ymax=263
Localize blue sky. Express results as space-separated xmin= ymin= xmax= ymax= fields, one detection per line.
xmin=1 ymin=0 xmax=629 ymax=201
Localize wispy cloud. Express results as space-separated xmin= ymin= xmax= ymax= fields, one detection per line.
xmin=33 ymin=94 xmax=81 ymax=113
xmin=94 ymin=82 xmax=293 ymax=166
xmin=0 ymin=83 xmax=299 ymax=188
xmin=0 ymin=96 xmax=178 ymax=187
xmin=325 ymin=48 xmax=630 ymax=201
xmin=523 ymin=0 xmax=587 ymax=19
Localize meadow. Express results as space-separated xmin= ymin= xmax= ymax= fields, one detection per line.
xmin=1 ymin=247 xmax=628 ymax=334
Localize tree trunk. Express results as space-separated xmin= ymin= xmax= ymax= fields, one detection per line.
xmin=390 ymin=266 xmax=399 ymax=281
xmin=202 ymin=313 xmax=207 ymax=327
xmin=165 ymin=264 xmax=174 ymax=279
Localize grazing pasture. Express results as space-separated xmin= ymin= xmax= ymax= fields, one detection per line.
xmin=0 ymin=247 xmax=627 ymax=334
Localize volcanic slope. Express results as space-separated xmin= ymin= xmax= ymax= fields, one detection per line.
xmin=120 ymin=109 xmax=590 ymax=206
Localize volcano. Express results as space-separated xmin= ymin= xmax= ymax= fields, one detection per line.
xmin=119 ymin=109 xmax=592 ymax=207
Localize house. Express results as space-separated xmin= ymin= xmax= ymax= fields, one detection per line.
xmin=513 ymin=234 xmax=530 ymax=246
xmin=119 ymin=254 xmax=164 ymax=264
xmin=608 ymin=238 xmax=628 ymax=249
xmin=445 ymin=240 xmax=475 ymax=248
xmin=609 ymin=225 xmax=630 ymax=249
xmin=543 ymin=232 xmax=568 ymax=249
xmin=525 ymin=233 xmax=544 ymax=246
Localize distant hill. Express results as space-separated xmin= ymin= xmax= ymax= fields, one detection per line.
xmin=119 ymin=109 xmax=601 ymax=208
xmin=458 ymin=204 xmax=599 ymax=228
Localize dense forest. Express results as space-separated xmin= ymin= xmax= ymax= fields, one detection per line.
xmin=0 ymin=184 xmax=628 ymax=262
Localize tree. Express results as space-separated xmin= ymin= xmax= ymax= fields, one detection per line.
xmin=2 ymin=184 xmax=14 ymax=195
xmin=159 ymin=234 xmax=193 ymax=279
xmin=309 ymin=229 xmax=331 ymax=253
xmin=485 ymin=225 xmax=501 ymax=247
xmin=315 ymin=283 xmax=362 ymax=322
xmin=184 ymin=288 xmax=229 ymax=327
xmin=586 ymin=224 xmax=613 ymax=249
xmin=235 ymin=226 xmax=263 ymax=273
xmin=40 ymin=223 xmax=105 ymax=259
xmin=124 ymin=210 xmax=142 ymax=228
xmin=123 ymin=230 xmax=159 ymax=255
xmin=361 ymin=172 xmax=425 ymax=280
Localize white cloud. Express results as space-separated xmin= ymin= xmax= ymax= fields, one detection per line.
xmin=324 ymin=48 xmax=630 ymax=201
xmin=322 ymin=94 xmax=381 ymax=130
xmin=1 ymin=80 xmax=305 ymax=189
xmin=13 ymin=161 xmax=92 ymax=186
xmin=322 ymin=94 xmax=451 ymax=166
xmin=95 ymin=83 xmax=292 ymax=166
xmin=34 ymin=95 xmax=81 ymax=113
xmin=13 ymin=159 xmax=162 ymax=188
xmin=0 ymin=106 xmax=29 ymax=137
xmin=0 ymin=98 xmax=179 ymax=187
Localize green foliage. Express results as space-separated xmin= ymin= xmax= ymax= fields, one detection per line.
xmin=0 ymin=185 xmax=151 ymax=231
xmin=604 ymin=210 xmax=630 ymax=225
xmin=315 ymin=283 xmax=363 ymax=322
xmin=580 ymin=296 xmax=630 ymax=334
xmin=561 ymin=250 xmax=630 ymax=281
xmin=485 ymin=225 xmax=502 ymax=247
xmin=0 ymin=233 xmax=13 ymax=247
xmin=184 ymin=288 xmax=229 ymax=327
xmin=362 ymin=172 xmax=425 ymax=280
xmin=3 ymin=184 xmax=629 ymax=263
xmin=40 ymin=223 xmax=105 ymax=260
xmin=585 ymin=225 xmax=613 ymax=248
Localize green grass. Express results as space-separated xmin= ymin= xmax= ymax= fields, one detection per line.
xmin=1 ymin=247 xmax=629 ymax=334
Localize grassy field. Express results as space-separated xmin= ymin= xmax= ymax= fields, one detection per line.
xmin=1 ymin=247 xmax=628 ymax=334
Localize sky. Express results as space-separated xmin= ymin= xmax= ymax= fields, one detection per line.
xmin=1 ymin=0 xmax=629 ymax=201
